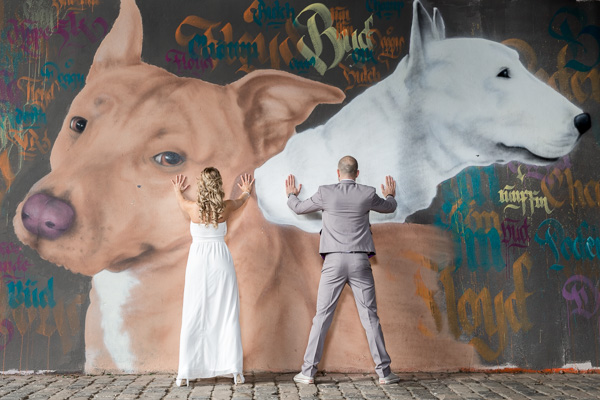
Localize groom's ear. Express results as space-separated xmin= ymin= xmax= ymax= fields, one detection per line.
xmin=228 ymin=70 xmax=345 ymax=162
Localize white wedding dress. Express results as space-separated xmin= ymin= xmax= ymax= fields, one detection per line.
xmin=176 ymin=221 xmax=243 ymax=386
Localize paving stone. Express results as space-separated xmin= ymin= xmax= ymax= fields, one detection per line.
xmin=3 ymin=372 xmax=600 ymax=399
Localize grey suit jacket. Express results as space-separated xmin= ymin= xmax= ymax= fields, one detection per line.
xmin=287 ymin=180 xmax=397 ymax=256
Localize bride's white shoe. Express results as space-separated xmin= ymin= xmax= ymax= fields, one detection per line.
xmin=176 ymin=378 xmax=189 ymax=387
xmin=233 ymin=373 xmax=245 ymax=385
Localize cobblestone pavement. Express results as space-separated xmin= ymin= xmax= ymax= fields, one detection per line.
xmin=1 ymin=372 xmax=600 ymax=399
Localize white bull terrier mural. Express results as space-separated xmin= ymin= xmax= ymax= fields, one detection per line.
xmin=254 ymin=0 xmax=591 ymax=232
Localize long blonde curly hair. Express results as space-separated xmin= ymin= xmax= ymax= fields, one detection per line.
xmin=197 ymin=167 xmax=225 ymax=227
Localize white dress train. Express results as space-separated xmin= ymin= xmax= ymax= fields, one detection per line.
xmin=176 ymin=222 xmax=243 ymax=385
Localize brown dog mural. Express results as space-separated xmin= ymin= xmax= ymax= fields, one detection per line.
xmin=11 ymin=0 xmax=480 ymax=373
xmin=10 ymin=0 xmax=595 ymax=374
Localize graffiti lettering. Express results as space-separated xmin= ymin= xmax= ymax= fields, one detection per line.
xmin=534 ymin=219 xmax=599 ymax=271
xmin=40 ymin=60 xmax=85 ymax=91
xmin=373 ymin=27 xmax=404 ymax=66
xmin=294 ymin=4 xmax=374 ymax=75
xmin=549 ymin=8 xmax=600 ymax=72
xmin=5 ymin=128 xmax=52 ymax=160
xmin=501 ymin=218 xmax=530 ymax=250
xmin=498 ymin=184 xmax=553 ymax=215
xmin=3 ymin=293 xmax=84 ymax=357
xmin=288 ymin=56 xmax=315 ymax=73
xmin=462 ymin=225 xmax=503 ymax=272
xmin=6 ymin=19 xmax=53 ymax=56
xmin=0 ymin=253 xmax=32 ymax=281
xmin=541 ymin=167 xmax=600 ymax=210
xmin=176 ymin=11 xmax=301 ymax=72
xmin=15 ymin=105 xmax=47 ymax=127
xmin=7 ymin=278 xmax=56 ymax=309
xmin=17 ymin=76 xmax=58 ymax=111
xmin=435 ymin=167 xmax=504 ymax=271
xmin=330 ymin=7 xmax=352 ymax=38
xmin=52 ymin=0 xmax=101 ymax=15
xmin=504 ymin=38 xmax=600 ymax=105
xmin=366 ymin=0 xmax=404 ymax=20
xmin=439 ymin=166 xmax=501 ymax=212
xmin=563 ymin=275 xmax=600 ymax=320
xmin=507 ymin=158 xmax=572 ymax=182
xmin=442 ymin=253 xmax=533 ymax=361
xmin=1 ymin=104 xmax=51 ymax=160
xmin=53 ymin=12 xmax=109 ymax=55
xmin=339 ymin=64 xmax=381 ymax=92
xmin=439 ymin=201 xmax=504 ymax=271
xmin=501 ymin=217 xmax=530 ymax=273
xmin=0 ymin=105 xmax=47 ymax=143
xmin=251 ymin=0 xmax=295 ymax=29
xmin=188 ymin=33 xmax=259 ymax=65
xmin=7 ymin=13 xmax=108 ymax=57
xmin=165 ymin=50 xmax=214 ymax=75
xmin=351 ymin=48 xmax=377 ymax=64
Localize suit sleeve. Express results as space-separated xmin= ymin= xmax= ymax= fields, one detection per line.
xmin=371 ymin=192 xmax=397 ymax=214
xmin=287 ymin=187 xmax=324 ymax=215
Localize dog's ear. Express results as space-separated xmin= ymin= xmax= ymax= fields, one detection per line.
xmin=432 ymin=8 xmax=446 ymax=40
xmin=229 ymin=70 xmax=345 ymax=161
xmin=407 ymin=0 xmax=436 ymax=74
xmin=87 ymin=0 xmax=143 ymax=82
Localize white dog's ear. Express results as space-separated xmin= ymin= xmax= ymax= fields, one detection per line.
xmin=407 ymin=0 xmax=436 ymax=73
xmin=432 ymin=7 xmax=446 ymax=40
xmin=87 ymin=0 xmax=142 ymax=82
xmin=229 ymin=70 xmax=345 ymax=161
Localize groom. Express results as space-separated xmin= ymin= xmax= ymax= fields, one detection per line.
xmin=285 ymin=155 xmax=400 ymax=385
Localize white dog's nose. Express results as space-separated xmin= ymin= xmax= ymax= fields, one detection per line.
xmin=575 ymin=113 xmax=591 ymax=135
xmin=21 ymin=193 xmax=75 ymax=240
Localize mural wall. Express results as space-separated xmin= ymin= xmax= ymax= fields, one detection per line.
xmin=0 ymin=0 xmax=599 ymax=373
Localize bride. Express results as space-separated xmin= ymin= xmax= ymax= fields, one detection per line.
xmin=171 ymin=168 xmax=254 ymax=386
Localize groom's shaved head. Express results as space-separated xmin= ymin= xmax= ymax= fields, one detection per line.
xmin=338 ymin=156 xmax=358 ymax=178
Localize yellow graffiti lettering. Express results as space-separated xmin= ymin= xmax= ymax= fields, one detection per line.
xmin=542 ymin=168 xmax=600 ymax=210
xmin=504 ymin=38 xmax=600 ymax=105
xmin=436 ymin=253 xmax=533 ymax=361
xmin=498 ymin=184 xmax=553 ymax=215
xmin=414 ymin=268 xmax=442 ymax=336
xmin=295 ymin=4 xmax=343 ymax=75
xmin=295 ymin=4 xmax=374 ymax=75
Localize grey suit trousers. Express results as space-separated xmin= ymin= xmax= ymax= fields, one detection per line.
xmin=301 ymin=252 xmax=391 ymax=379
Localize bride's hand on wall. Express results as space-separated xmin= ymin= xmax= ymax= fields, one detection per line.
xmin=171 ymin=174 xmax=190 ymax=193
xmin=237 ymin=174 xmax=254 ymax=195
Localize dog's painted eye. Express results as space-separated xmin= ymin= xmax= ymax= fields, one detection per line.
xmin=69 ymin=117 xmax=87 ymax=133
xmin=153 ymin=152 xmax=184 ymax=166
xmin=497 ymin=68 xmax=510 ymax=78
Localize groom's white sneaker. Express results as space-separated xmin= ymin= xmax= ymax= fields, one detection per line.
xmin=293 ymin=373 xmax=314 ymax=384
xmin=379 ymin=372 xmax=400 ymax=385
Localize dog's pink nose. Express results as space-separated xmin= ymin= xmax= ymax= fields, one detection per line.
xmin=21 ymin=193 xmax=75 ymax=240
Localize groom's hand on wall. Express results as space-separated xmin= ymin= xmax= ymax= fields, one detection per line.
xmin=381 ymin=176 xmax=396 ymax=198
xmin=286 ymin=174 xmax=302 ymax=197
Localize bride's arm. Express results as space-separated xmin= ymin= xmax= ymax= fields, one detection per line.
xmin=223 ymin=174 xmax=254 ymax=217
xmin=171 ymin=174 xmax=196 ymax=219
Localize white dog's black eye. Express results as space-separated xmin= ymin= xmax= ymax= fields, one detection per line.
xmin=70 ymin=117 xmax=87 ymax=133
xmin=153 ymin=151 xmax=184 ymax=166
xmin=497 ymin=68 xmax=510 ymax=78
